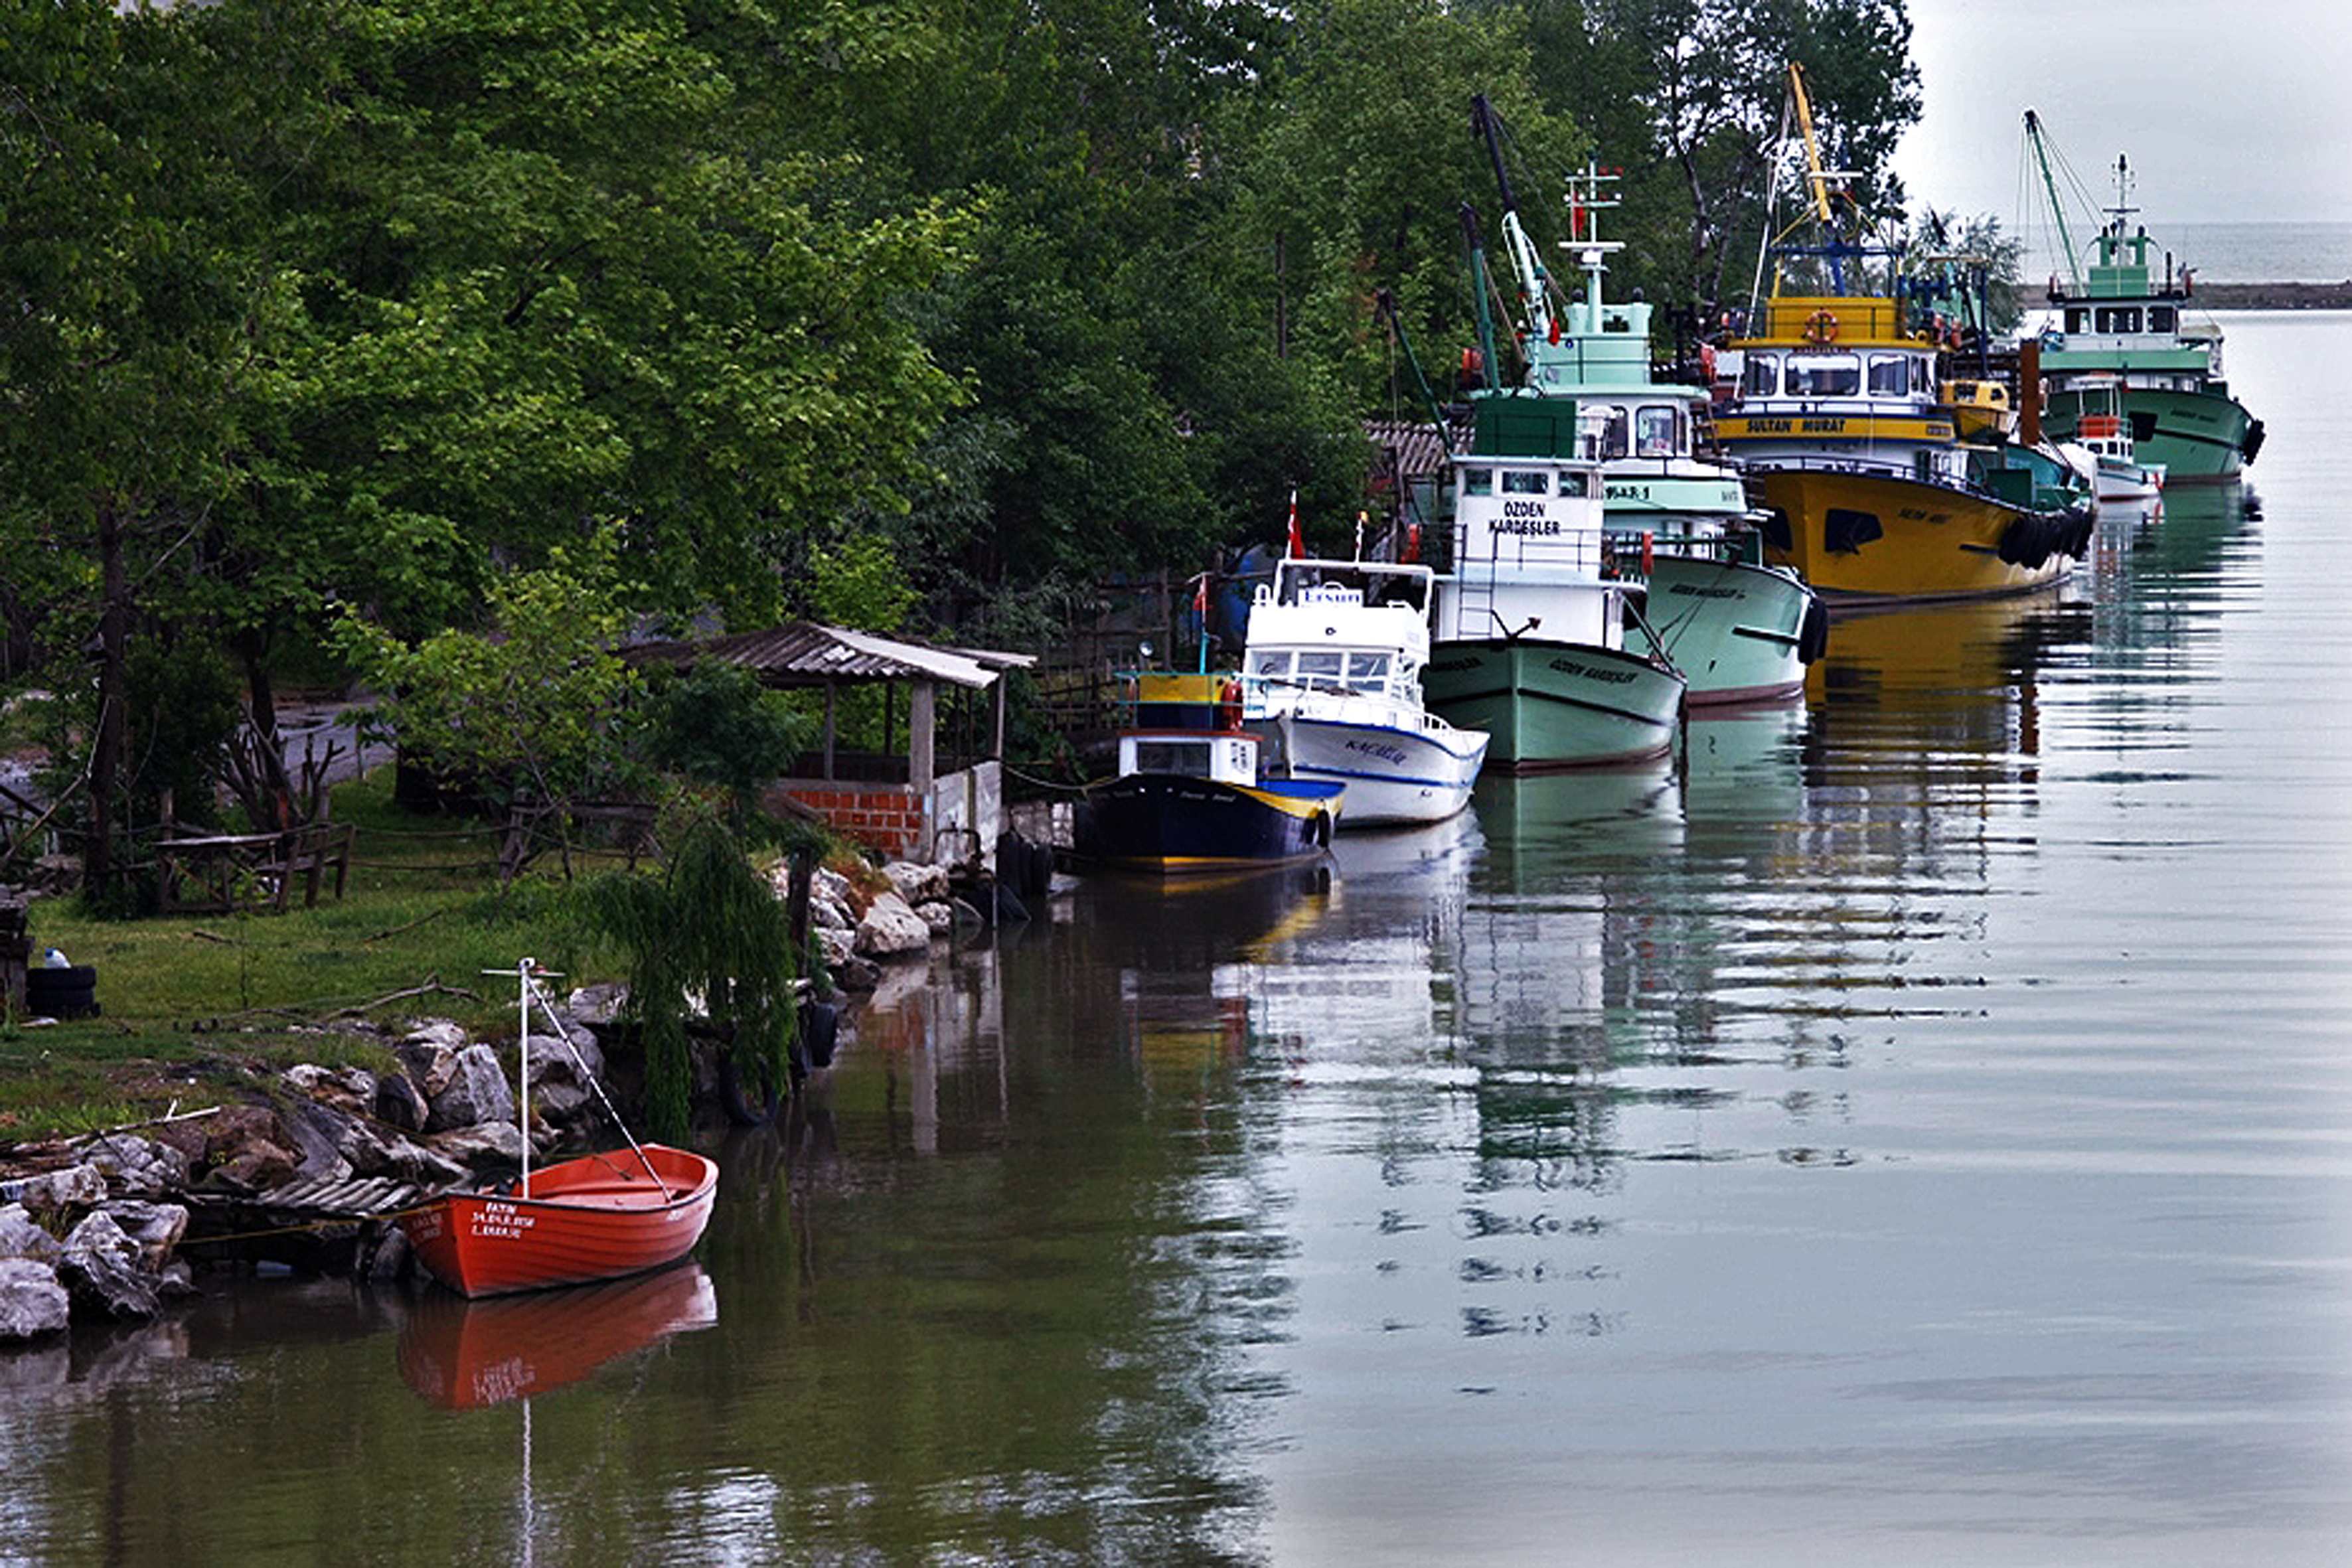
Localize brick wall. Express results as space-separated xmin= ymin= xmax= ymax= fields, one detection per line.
xmin=770 ymin=781 xmax=927 ymax=860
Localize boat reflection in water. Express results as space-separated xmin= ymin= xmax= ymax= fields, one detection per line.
xmin=398 ymin=1263 xmax=718 ymax=1411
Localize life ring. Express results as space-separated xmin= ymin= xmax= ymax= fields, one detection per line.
xmin=1802 ymin=309 xmax=1840 ymax=345
xmin=1217 ymin=678 xmax=1244 ymax=730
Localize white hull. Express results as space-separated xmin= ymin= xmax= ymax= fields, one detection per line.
xmin=1269 ymin=711 xmax=1489 ymax=826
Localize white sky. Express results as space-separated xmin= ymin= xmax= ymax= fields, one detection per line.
xmin=1889 ymin=0 xmax=2352 ymax=226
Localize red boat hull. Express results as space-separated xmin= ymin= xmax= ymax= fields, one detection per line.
xmin=402 ymin=1144 xmax=718 ymax=1298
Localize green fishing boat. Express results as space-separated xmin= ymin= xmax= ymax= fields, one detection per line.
xmin=2023 ymin=111 xmax=2263 ymax=485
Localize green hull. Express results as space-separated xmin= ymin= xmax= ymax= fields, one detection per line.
xmin=1634 ymin=556 xmax=1822 ymax=706
xmin=2043 ymin=383 xmax=2256 ymax=484
xmin=1423 ymin=639 xmax=1685 ymax=770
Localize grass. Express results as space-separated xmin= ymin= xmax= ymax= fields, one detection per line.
xmin=2 ymin=769 xmax=651 ymax=1146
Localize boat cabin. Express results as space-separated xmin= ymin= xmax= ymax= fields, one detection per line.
xmin=1241 ymin=559 xmax=1437 ymax=715
xmin=1117 ymin=728 xmax=1262 ymax=789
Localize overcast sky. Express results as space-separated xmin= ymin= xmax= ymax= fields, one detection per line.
xmin=1888 ymin=0 xmax=2352 ymax=227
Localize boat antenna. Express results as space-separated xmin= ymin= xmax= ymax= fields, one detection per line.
xmin=491 ymin=959 xmax=675 ymax=1197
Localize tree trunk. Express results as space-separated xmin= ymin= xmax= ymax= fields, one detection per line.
xmin=87 ymin=499 xmax=126 ymax=894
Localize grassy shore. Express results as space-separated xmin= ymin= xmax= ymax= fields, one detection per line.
xmin=3 ymin=769 xmax=641 ymax=1146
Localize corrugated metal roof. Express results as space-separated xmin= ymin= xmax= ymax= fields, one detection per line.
xmin=625 ymin=621 xmax=1034 ymax=691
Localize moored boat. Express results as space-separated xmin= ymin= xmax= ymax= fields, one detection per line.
xmin=1423 ymin=394 xmax=1687 ymax=769
xmin=1240 ymin=556 xmax=1488 ymax=826
xmin=1073 ymin=673 xmax=1345 ymax=872
xmin=1717 ymin=67 xmax=2090 ymax=604
xmin=403 ymin=963 xmax=719 ymax=1298
xmin=2023 ymin=112 xmax=2262 ymax=485
xmin=1468 ymin=102 xmax=1823 ymax=705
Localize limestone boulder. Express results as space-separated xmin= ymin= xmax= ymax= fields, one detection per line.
xmin=882 ymin=860 xmax=951 ymax=906
xmin=100 ymin=1201 xmax=188 ymax=1271
xmin=395 ymin=1021 xmax=471 ymax=1099
xmin=372 ymin=1071 xmax=430 ymax=1134
xmin=853 ymin=891 xmax=933 ymax=960
xmin=74 ymin=1133 xmax=190 ymax=1197
xmin=17 ymin=1163 xmax=107 ymax=1215
xmin=0 ymin=1204 xmax=62 ymax=1265
xmin=0 ymin=1258 xmax=70 ymax=1343
xmin=427 ymin=1044 xmax=515 ymax=1133
xmin=58 ymin=1211 xmax=158 ymax=1322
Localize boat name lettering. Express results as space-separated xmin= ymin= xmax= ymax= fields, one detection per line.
xmin=1345 ymin=739 xmax=1409 ymax=764
xmin=1666 ymin=584 xmax=1740 ymax=599
xmin=471 ymin=1201 xmax=536 ymax=1241
xmin=1604 ymin=483 xmax=1651 ymax=501
xmin=1547 ymin=657 xmax=1638 ymax=684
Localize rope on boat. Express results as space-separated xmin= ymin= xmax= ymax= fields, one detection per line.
xmin=514 ymin=960 xmax=674 ymax=1199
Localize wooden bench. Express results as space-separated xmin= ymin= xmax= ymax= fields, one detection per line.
xmin=157 ymin=821 xmax=356 ymax=914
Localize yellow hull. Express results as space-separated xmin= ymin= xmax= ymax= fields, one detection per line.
xmin=1756 ymin=469 xmax=2069 ymax=602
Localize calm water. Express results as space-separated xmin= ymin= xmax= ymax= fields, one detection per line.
xmin=9 ymin=313 xmax=2352 ymax=1565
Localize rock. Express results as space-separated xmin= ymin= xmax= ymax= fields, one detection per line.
xmin=204 ymin=1104 xmax=286 ymax=1162
xmin=344 ymin=1126 xmax=469 ymax=1188
xmin=373 ymin=1071 xmax=430 ymax=1134
xmin=430 ymin=1121 xmax=526 ymax=1170
xmin=0 ymin=1204 xmax=62 ymax=1265
xmin=427 ymin=1044 xmax=514 ymax=1133
xmin=149 ymin=1115 xmax=211 ymax=1168
xmin=359 ymin=1222 xmax=409 ymax=1283
xmin=815 ymin=925 xmax=855 ymax=970
xmin=17 ymin=1163 xmax=107 ymax=1214
xmin=832 ymin=955 xmax=880 ymax=992
xmin=282 ymin=1063 xmax=375 ymax=1113
xmin=562 ymin=982 xmax=627 ymax=1026
xmin=0 ymin=1258 xmax=70 ymax=1342
xmin=156 ymin=1258 xmax=200 ymax=1302
xmin=74 ymin=1134 xmax=190 ymax=1197
xmin=814 ymin=865 xmax=854 ymax=907
xmin=810 ymin=894 xmax=852 ymax=931
xmin=396 ymin=1021 xmax=471 ymax=1099
xmin=853 ymin=891 xmax=933 ymax=960
xmin=916 ymin=900 xmax=954 ymax=935
xmin=279 ymin=1097 xmax=356 ymax=1184
xmin=58 ymin=1212 xmax=159 ymax=1322
xmin=100 ymin=1201 xmax=188 ymax=1271
xmin=207 ymin=1140 xmax=298 ymax=1194
xmin=883 ymin=860 xmax=951 ymax=905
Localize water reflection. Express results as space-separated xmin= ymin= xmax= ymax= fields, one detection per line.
xmin=396 ymin=1266 xmax=718 ymax=1410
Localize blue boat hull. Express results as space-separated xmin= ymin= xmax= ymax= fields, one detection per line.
xmin=1075 ymin=774 xmax=1342 ymax=872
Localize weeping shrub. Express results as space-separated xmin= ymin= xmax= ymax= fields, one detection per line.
xmin=582 ymin=807 xmax=797 ymax=1140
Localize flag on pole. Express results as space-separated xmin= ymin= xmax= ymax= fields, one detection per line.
xmin=1285 ymin=489 xmax=1303 ymax=558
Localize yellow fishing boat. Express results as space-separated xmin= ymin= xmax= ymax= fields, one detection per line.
xmin=1718 ymin=67 xmax=2090 ymax=604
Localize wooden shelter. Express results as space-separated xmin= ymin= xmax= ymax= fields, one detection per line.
xmin=626 ymin=622 xmax=1036 ymax=868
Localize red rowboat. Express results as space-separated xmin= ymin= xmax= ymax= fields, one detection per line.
xmin=398 ymin=1262 xmax=719 ymax=1407
xmin=402 ymin=959 xmax=721 ymax=1297
xmin=402 ymin=1143 xmax=718 ymax=1297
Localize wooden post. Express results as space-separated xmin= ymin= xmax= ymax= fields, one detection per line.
xmin=908 ymin=680 xmax=936 ymax=797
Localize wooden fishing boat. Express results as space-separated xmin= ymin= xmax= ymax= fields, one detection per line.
xmin=403 ymin=961 xmax=718 ymax=1297
xmin=1073 ymin=672 xmax=1346 ymax=872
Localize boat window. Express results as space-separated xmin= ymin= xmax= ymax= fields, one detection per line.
xmin=1866 ymin=354 xmax=1909 ymax=396
xmin=1133 ymin=738 xmax=1211 ymax=777
xmin=1601 ymin=407 xmax=1630 ymax=459
xmin=1246 ymin=651 xmax=1289 ymax=680
xmin=1296 ymin=651 xmax=1346 ymax=686
xmin=1460 ymin=467 xmax=1492 ymax=496
xmin=1501 ymin=470 xmax=1549 ymax=496
xmin=1634 ymin=406 xmax=1678 ymax=455
xmin=2094 ymin=306 xmax=2142 ymax=333
xmin=2150 ymin=305 xmax=2176 ymax=332
xmin=1345 ymin=653 xmax=1391 ymax=688
xmin=1742 ymin=354 xmax=1780 ymax=396
xmin=1557 ymin=469 xmax=1593 ymax=499
xmin=1786 ymin=355 xmax=1859 ymax=397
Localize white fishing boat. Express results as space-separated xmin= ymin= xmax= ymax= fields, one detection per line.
xmin=2062 ymin=374 xmax=2167 ymax=506
xmin=1422 ymin=394 xmax=1688 ymax=769
xmin=1469 ymin=102 xmax=1824 ymax=704
xmin=1240 ymin=556 xmax=1489 ymax=826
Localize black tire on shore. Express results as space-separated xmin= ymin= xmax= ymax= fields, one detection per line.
xmin=26 ymin=965 xmax=98 ymax=1020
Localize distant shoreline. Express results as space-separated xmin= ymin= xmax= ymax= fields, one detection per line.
xmin=2041 ymin=281 xmax=2352 ymax=310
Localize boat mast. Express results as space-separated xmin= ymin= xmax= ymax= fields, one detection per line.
xmin=1468 ymin=94 xmax=1559 ymax=353
xmin=2021 ymin=109 xmax=2084 ymax=295
xmin=1786 ymin=62 xmax=1847 ymax=293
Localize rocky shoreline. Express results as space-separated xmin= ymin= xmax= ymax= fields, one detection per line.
xmin=0 ymin=848 xmax=1041 ymax=1345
